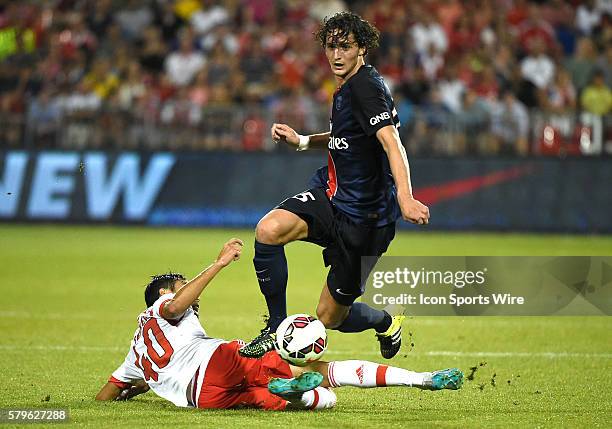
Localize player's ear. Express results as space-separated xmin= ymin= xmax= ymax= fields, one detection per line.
xmin=358 ymin=46 xmax=366 ymax=56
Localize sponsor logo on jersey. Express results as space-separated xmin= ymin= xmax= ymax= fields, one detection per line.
xmin=328 ymin=136 xmax=349 ymax=150
xmin=335 ymin=95 xmax=344 ymax=110
xmin=369 ymin=111 xmax=391 ymax=125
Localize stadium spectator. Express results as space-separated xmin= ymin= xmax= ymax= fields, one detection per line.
xmin=309 ymin=0 xmax=347 ymax=21
xmin=516 ymin=3 xmax=556 ymax=53
xmin=438 ymin=63 xmax=465 ymax=114
xmin=576 ymin=0 xmax=602 ymax=36
xmin=115 ymin=0 xmax=154 ymax=41
xmin=200 ymin=24 xmax=239 ymax=54
xmin=59 ymin=12 xmax=98 ymax=58
xmin=564 ymin=37 xmax=599 ymax=93
xmin=490 ymin=89 xmax=530 ymax=155
xmin=117 ymin=61 xmax=147 ymax=110
xmin=239 ymin=37 xmax=274 ymax=100
xmin=436 ymin=0 xmax=464 ymax=36
xmin=456 ymin=89 xmax=490 ymax=154
xmin=448 ymin=15 xmax=479 ymax=55
xmin=190 ymin=0 xmax=230 ymax=35
xmin=411 ymin=9 xmax=448 ymax=57
xmin=97 ymin=22 xmax=124 ymax=58
xmin=592 ymin=12 xmax=612 ymax=50
xmin=83 ymin=56 xmax=119 ymax=100
xmin=153 ymin=0 xmax=185 ymax=43
xmin=165 ymin=29 xmax=205 ymax=87
xmin=597 ymin=44 xmax=612 ymax=88
xmin=472 ymin=65 xmax=500 ymax=101
xmin=520 ymin=37 xmax=555 ymax=90
xmin=545 ymin=69 xmax=577 ymax=113
xmin=139 ymin=26 xmax=168 ymax=75
xmin=26 ymin=87 xmax=62 ymax=148
xmin=580 ymin=70 xmax=612 ymax=115
xmin=85 ymin=0 xmax=114 ymax=36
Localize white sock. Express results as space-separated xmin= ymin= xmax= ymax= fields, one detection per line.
xmin=327 ymin=360 xmax=427 ymax=388
xmin=291 ymin=387 xmax=336 ymax=410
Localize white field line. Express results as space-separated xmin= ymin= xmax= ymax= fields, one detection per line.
xmin=2 ymin=311 xmax=608 ymax=327
xmin=0 ymin=344 xmax=610 ymax=359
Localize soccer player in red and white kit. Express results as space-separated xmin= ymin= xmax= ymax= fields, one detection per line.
xmin=96 ymin=238 xmax=462 ymax=411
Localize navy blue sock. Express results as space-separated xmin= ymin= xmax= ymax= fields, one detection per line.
xmin=253 ymin=240 xmax=288 ymax=331
xmin=336 ymin=303 xmax=392 ymax=333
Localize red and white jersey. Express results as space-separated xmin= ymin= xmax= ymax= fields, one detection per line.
xmin=110 ymin=293 xmax=226 ymax=407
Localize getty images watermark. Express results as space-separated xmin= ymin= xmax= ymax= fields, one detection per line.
xmin=361 ymin=257 xmax=612 ymax=316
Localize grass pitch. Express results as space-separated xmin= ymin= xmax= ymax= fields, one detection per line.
xmin=1 ymin=225 xmax=611 ymax=428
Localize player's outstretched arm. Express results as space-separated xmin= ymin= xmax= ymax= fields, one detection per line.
xmin=96 ymin=380 xmax=149 ymax=401
xmin=95 ymin=382 xmax=122 ymax=401
xmin=376 ymin=125 xmax=430 ymax=225
xmin=271 ymin=123 xmax=330 ymax=150
xmin=162 ymin=238 xmax=243 ymax=319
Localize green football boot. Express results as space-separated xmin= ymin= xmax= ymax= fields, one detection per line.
xmin=268 ymin=372 xmax=324 ymax=399
xmin=422 ymin=368 xmax=464 ymax=390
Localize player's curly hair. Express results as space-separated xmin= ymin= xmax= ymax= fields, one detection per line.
xmin=144 ymin=272 xmax=186 ymax=307
xmin=315 ymin=11 xmax=380 ymax=55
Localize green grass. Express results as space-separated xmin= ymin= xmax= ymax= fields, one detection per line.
xmin=1 ymin=225 xmax=611 ymax=428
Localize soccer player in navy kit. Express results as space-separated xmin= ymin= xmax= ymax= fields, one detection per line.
xmin=240 ymin=12 xmax=430 ymax=359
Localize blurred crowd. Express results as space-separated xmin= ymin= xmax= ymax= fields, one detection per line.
xmin=0 ymin=0 xmax=611 ymax=155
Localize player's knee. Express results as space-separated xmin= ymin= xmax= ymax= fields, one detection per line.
xmin=255 ymin=217 xmax=286 ymax=245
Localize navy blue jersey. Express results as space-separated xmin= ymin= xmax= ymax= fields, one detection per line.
xmin=310 ymin=65 xmax=400 ymax=226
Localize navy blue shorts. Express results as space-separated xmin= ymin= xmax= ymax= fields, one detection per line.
xmin=276 ymin=187 xmax=396 ymax=306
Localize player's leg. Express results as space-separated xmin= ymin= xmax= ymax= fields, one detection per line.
xmin=240 ymin=385 xmax=336 ymax=410
xmin=238 ymin=340 xmax=336 ymax=410
xmin=240 ymin=209 xmax=308 ymax=359
xmin=241 ymin=188 xmax=334 ymax=358
xmin=316 ymin=282 xmax=391 ymax=332
xmin=317 ymin=218 xmax=404 ymax=358
xmin=315 ymin=243 xmax=393 ymax=334
xmin=290 ymin=360 xmax=463 ymax=391
xmin=280 ymin=386 xmax=337 ymax=410
xmin=254 ymin=208 xmax=308 ymax=329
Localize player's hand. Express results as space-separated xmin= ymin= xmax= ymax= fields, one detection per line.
xmin=271 ymin=123 xmax=299 ymax=146
xmin=116 ymin=381 xmax=150 ymax=401
xmin=216 ymin=238 xmax=243 ymax=267
xmin=399 ymin=195 xmax=430 ymax=225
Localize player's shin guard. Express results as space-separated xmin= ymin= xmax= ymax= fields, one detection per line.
xmin=254 ymin=240 xmax=288 ymax=331
xmin=335 ymin=302 xmax=391 ymax=333
xmin=327 ymin=360 xmax=427 ymax=388
xmin=288 ymin=387 xmax=336 ymax=410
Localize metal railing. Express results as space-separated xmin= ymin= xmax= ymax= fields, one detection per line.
xmin=2 ymin=103 xmax=610 ymax=156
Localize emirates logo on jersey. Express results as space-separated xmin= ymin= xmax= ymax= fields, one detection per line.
xmin=328 ymin=136 xmax=349 ymax=150
xmin=356 ymin=364 xmax=365 ymax=384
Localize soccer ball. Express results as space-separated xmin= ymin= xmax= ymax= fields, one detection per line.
xmin=275 ymin=314 xmax=327 ymax=366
